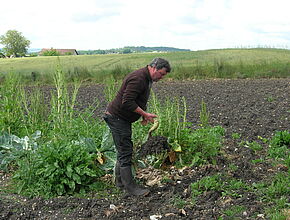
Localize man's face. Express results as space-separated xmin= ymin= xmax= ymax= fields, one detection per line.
xmin=152 ymin=67 xmax=168 ymax=82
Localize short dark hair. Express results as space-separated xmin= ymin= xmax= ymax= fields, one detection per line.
xmin=149 ymin=58 xmax=171 ymax=72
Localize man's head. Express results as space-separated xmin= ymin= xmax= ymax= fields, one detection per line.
xmin=148 ymin=58 xmax=171 ymax=82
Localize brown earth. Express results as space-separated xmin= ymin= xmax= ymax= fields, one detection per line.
xmin=1 ymin=79 xmax=289 ymax=220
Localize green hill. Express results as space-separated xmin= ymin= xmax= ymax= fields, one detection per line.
xmin=0 ymin=48 xmax=289 ymax=84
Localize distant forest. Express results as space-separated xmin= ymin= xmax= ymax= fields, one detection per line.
xmin=77 ymin=46 xmax=190 ymax=55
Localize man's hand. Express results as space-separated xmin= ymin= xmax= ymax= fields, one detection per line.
xmin=135 ymin=107 xmax=157 ymax=125
xmin=143 ymin=112 xmax=157 ymax=123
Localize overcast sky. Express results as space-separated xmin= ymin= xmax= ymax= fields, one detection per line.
xmin=0 ymin=0 xmax=289 ymax=51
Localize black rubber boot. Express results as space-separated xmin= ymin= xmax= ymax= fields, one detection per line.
xmin=115 ymin=161 xmax=124 ymax=189
xmin=120 ymin=166 xmax=150 ymax=196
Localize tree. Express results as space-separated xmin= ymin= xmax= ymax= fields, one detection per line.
xmin=0 ymin=30 xmax=31 ymax=57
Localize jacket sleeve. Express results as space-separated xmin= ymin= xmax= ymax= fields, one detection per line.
xmin=121 ymin=76 xmax=144 ymax=112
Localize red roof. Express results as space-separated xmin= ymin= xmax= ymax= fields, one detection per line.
xmin=40 ymin=48 xmax=78 ymax=55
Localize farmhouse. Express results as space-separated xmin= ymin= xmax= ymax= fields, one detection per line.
xmin=40 ymin=48 xmax=78 ymax=55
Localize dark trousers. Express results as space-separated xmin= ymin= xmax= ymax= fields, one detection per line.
xmin=103 ymin=114 xmax=133 ymax=167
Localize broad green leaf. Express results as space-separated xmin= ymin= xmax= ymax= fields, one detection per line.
xmin=72 ymin=173 xmax=81 ymax=184
xmin=66 ymin=165 xmax=73 ymax=178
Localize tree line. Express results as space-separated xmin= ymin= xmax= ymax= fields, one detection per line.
xmin=78 ymin=46 xmax=190 ymax=55
xmin=0 ymin=29 xmax=190 ymax=58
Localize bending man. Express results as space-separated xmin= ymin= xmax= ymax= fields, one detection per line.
xmin=104 ymin=58 xmax=171 ymax=196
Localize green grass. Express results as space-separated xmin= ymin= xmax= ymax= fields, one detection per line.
xmin=0 ymin=48 xmax=290 ymax=84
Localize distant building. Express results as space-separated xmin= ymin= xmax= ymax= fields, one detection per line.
xmin=39 ymin=48 xmax=78 ymax=56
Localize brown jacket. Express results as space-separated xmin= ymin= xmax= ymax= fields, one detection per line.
xmin=107 ymin=66 xmax=152 ymax=123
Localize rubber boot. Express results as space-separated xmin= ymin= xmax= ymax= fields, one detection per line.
xmin=120 ymin=166 xmax=150 ymax=196
xmin=115 ymin=161 xmax=124 ymax=189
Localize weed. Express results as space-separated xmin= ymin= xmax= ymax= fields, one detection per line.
xmin=191 ymin=174 xmax=250 ymax=203
xmin=266 ymin=96 xmax=275 ymax=102
xmin=231 ymin=133 xmax=241 ymax=139
xmin=170 ymin=195 xmax=187 ymax=209
xmin=199 ymin=99 xmax=210 ymax=127
xmin=0 ymin=72 xmax=25 ymax=135
xmin=178 ymin=126 xmax=225 ymax=167
xmin=266 ymin=173 xmax=289 ymax=198
xmin=223 ymin=205 xmax=246 ymax=217
xmin=251 ymin=158 xmax=264 ymax=164
xmin=228 ymin=163 xmax=238 ymax=172
xmin=268 ymin=130 xmax=290 ymax=166
xmin=191 ymin=174 xmax=222 ymax=200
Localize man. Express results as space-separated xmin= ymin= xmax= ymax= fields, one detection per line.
xmin=104 ymin=58 xmax=171 ymax=196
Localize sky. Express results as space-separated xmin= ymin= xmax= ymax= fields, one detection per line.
xmin=0 ymin=0 xmax=289 ymax=51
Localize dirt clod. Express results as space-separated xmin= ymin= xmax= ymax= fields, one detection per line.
xmin=139 ymin=135 xmax=169 ymax=157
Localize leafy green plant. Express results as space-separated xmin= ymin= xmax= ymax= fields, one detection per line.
xmin=244 ymin=141 xmax=263 ymax=152
xmin=13 ymin=139 xmax=104 ymax=198
xmin=191 ymin=174 xmax=250 ymax=203
xmin=191 ymin=174 xmax=222 ymax=200
xmin=266 ymin=210 xmax=288 ymax=220
xmin=265 ymin=96 xmax=275 ymax=102
xmin=231 ymin=132 xmax=241 ymax=139
xmin=178 ymin=126 xmax=225 ymax=167
xmin=268 ymin=131 xmax=290 ymax=166
xmin=265 ymin=173 xmax=289 ymax=199
xmin=252 ymin=173 xmax=289 ymax=214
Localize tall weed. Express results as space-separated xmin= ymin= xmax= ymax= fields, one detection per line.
xmin=0 ymin=72 xmax=24 ymax=135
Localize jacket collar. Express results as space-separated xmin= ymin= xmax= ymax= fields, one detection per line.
xmin=145 ymin=65 xmax=153 ymax=83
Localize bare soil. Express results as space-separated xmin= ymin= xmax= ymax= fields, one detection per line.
xmin=1 ymin=79 xmax=289 ymax=220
